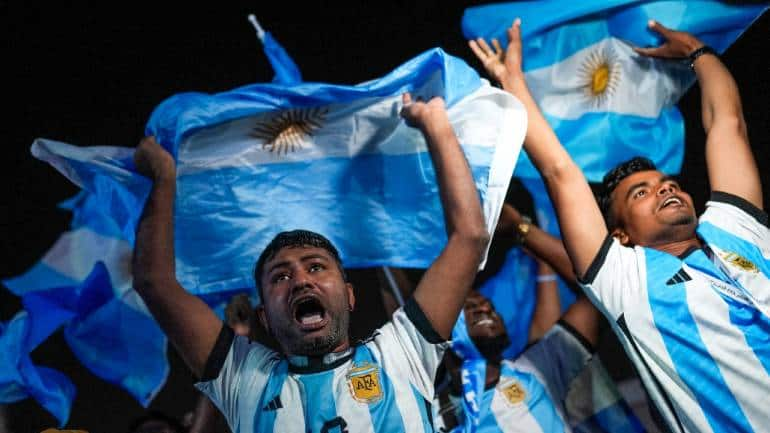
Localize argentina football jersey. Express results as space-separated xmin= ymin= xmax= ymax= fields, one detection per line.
xmin=435 ymin=324 xmax=643 ymax=433
xmin=196 ymin=298 xmax=446 ymax=433
xmin=580 ymin=192 xmax=770 ymax=433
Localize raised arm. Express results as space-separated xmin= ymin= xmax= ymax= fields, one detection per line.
xmin=400 ymin=93 xmax=490 ymax=339
xmin=132 ymin=136 xmax=223 ymax=378
xmin=635 ymin=20 xmax=762 ymax=208
xmin=469 ymin=20 xmax=607 ymax=278
xmin=496 ymin=203 xmax=576 ymax=282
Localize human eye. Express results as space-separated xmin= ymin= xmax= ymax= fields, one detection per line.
xmin=633 ymin=188 xmax=647 ymax=199
xmin=272 ymin=272 xmax=291 ymax=284
xmin=309 ymin=262 xmax=325 ymax=272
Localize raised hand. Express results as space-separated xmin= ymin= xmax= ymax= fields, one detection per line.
xmin=400 ymin=92 xmax=449 ymax=130
xmin=633 ymin=20 xmax=703 ymax=59
xmin=468 ymin=18 xmax=524 ymax=85
xmin=134 ymin=136 xmax=176 ymax=182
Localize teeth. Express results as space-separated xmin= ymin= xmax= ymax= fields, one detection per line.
xmin=300 ymin=313 xmax=323 ymax=325
xmin=475 ymin=319 xmax=494 ymax=326
xmin=663 ymin=197 xmax=681 ymax=207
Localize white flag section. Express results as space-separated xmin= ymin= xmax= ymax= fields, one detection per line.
xmin=526 ymin=37 xmax=690 ymax=120
xmin=29 ymin=49 xmax=526 ymax=300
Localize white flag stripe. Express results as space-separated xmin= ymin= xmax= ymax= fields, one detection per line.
xmin=526 ymin=37 xmax=690 ymax=120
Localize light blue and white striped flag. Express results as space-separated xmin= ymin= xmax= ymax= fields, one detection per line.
xmin=31 ymin=48 xmax=526 ymax=300
xmin=463 ymin=0 xmax=767 ymax=182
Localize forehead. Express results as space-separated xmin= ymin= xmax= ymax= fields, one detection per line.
xmin=612 ymin=169 xmax=665 ymax=197
xmin=264 ymin=245 xmax=334 ymax=269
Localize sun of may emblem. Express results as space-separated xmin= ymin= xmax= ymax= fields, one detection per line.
xmin=250 ymin=106 xmax=329 ymax=155
xmin=578 ymin=46 xmax=621 ymax=108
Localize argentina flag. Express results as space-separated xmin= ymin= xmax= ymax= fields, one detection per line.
xmin=463 ymin=0 xmax=767 ymax=181
xmin=29 ymin=48 xmax=526 ymax=300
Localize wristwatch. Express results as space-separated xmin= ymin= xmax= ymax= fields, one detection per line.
xmin=514 ymin=215 xmax=532 ymax=245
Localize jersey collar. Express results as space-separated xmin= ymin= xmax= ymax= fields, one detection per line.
xmin=286 ymin=346 xmax=355 ymax=374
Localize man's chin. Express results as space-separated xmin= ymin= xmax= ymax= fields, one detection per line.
xmin=290 ymin=334 xmax=338 ymax=356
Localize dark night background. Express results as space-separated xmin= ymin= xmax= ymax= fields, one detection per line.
xmin=3 ymin=1 xmax=769 ymax=431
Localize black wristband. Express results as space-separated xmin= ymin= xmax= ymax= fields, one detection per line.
xmin=688 ymin=45 xmax=717 ymax=68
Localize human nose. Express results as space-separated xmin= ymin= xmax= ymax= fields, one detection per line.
xmin=291 ymin=268 xmax=313 ymax=293
xmin=657 ymin=183 xmax=674 ymax=196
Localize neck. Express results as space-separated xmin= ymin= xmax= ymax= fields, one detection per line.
xmin=484 ymin=360 xmax=501 ymax=388
xmin=648 ymin=236 xmax=701 ymax=257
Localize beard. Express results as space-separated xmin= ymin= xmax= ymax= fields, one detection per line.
xmin=472 ymin=334 xmax=511 ymax=362
xmin=272 ymin=309 xmax=350 ymax=356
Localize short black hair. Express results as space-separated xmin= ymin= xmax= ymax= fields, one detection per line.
xmin=254 ymin=230 xmax=346 ymax=300
xmin=597 ymin=157 xmax=657 ymax=229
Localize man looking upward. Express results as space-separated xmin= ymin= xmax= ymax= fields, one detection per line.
xmin=470 ymin=18 xmax=768 ymax=433
xmin=131 ymin=93 xmax=490 ymax=432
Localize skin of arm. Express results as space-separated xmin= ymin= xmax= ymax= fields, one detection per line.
xmin=528 ymin=260 xmax=562 ymax=342
xmin=400 ymin=93 xmax=490 ymax=339
xmin=132 ymin=136 xmax=223 ymax=378
xmin=635 ymin=20 xmax=762 ymax=209
xmin=496 ymin=203 xmax=576 ymax=282
xmin=471 ymin=24 xmax=605 ymax=346
xmin=497 ymin=204 xmax=598 ymax=343
xmin=469 ymin=20 xmax=608 ymax=279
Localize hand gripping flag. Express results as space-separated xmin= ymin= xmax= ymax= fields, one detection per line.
xmin=463 ymin=0 xmax=768 ymax=182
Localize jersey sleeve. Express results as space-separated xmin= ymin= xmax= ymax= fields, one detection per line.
xmin=369 ymin=297 xmax=449 ymax=399
xmin=700 ymin=191 xmax=769 ymax=246
xmin=194 ymin=325 xmax=279 ymax=428
xmin=519 ymin=322 xmax=592 ymax=402
xmin=578 ymin=236 xmax=644 ymax=321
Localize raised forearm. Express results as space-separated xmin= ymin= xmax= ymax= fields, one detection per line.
xmin=133 ymin=176 xmax=178 ymax=293
xmin=695 ymin=53 xmax=745 ymax=135
xmin=131 ymin=137 xmax=223 ymax=377
xmin=523 ymin=226 xmax=577 ymax=284
xmin=695 ymin=53 xmax=761 ymax=207
xmin=407 ymin=100 xmax=489 ymax=339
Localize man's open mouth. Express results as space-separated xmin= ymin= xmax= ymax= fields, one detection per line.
xmin=292 ymin=297 xmax=328 ymax=330
xmin=659 ymin=196 xmax=684 ymax=210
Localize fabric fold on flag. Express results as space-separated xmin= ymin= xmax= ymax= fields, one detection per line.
xmin=3 ymin=192 xmax=170 ymax=419
xmin=32 ymin=48 xmax=527 ymax=300
xmin=0 ymin=311 xmax=76 ymax=427
xmin=463 ymin=0 xmax=768 ymax=181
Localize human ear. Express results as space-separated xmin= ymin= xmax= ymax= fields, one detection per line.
xmin=346 ymin=283 xmax=356 ymax=312
xmin=611 ymin=228 xmax=630 ymax=246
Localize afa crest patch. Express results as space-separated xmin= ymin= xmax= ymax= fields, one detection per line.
xmin=499 ymin=380 xmax=526 ymax=406
xmin=347 ymin=363 xmax=383 ymax=404
xmin=720 ymin=251 xmax=759 ymax=273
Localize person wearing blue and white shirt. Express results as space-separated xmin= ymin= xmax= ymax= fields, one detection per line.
xmin=472 ymin=17 xmax=768 ymax=433
xmin=434 ymin=207 xmax=643 ymax=433
xmin=131 ymin=93 xmax=490 ymax=433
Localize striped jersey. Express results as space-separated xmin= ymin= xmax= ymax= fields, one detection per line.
xmin=436 ymin=323 xmax=644 ymax=433
xmin=579 ymin=192 xmax=770 ymax=433
xmin=196 ymin=298 xmax=447 ymax=433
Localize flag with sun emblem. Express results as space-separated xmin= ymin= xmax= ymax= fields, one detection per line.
xmin=463 ymin=0 xmax=767 ymax=182
xmin=27 ymin=48 xmax=526 ymax=302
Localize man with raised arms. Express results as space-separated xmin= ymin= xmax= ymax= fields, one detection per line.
xmin=131 ymin=93 xmax=490 ymax=433
xmin=470 ymin=18 xmax=768 ymax=433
